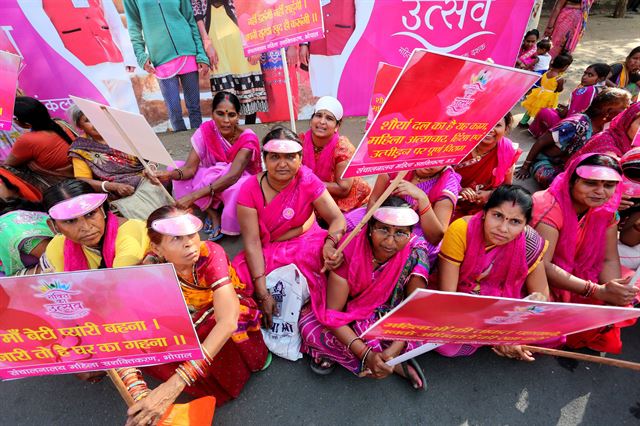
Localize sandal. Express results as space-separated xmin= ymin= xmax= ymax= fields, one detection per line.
xmin=309 ymin=356 xmax=336 ymax=375
xmin=203 ymin=217 xmax=215 ymax=234
xmin=400 ymin=358 xmax=427 ymax=391
xmin=261 ymin=352 xmax=273 ymax=371
xmin=207 ymin=226 xmax=224 ymax=242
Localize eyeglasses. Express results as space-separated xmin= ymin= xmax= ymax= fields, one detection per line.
xmin=371 ymin=227 xmax=411 ymax=242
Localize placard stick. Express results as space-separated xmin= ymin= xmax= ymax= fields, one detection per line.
xmin=322 ymin=171 xmax=408 ymax=273
xmin=280 ymin=47 xmax=296 ymax=133
xmin=521 ymin=345 xmax=640 ymax=371
xmin=108 ymin=369 xmax=135 ymax=407
xmin=100 ymin=106 xmax=175 ymax=203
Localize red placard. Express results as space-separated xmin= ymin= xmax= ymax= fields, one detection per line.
xmin=343 ymin=50 xmax=539 ymax=178
xmin=0 ymin=264 xmax=202 ymax=380
xmin=362 ymin=290 xmax=640 ymax=345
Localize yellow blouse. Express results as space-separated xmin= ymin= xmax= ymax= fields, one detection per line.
xmin=45 ymin=219 xmax=149 ymax=272
xmin=72 ymin=157 xmax=94 ymax=179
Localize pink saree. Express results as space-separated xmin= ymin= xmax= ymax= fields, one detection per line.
xmin=172 ymin=121 xmax=261 ymax=235
xmin=231 ymin=166 xmax=328 ymax=297
xmin=300 ymin=227 xmax=429 ymax=374
xmin=531 ymin=153 xmax=630 ymax=353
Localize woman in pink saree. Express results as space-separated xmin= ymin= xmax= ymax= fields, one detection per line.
xmin=300 ymin=197 xmax=428 ymax=390
xmin=531 ymin=154 xmax=639 ymax=354
xmin=153 ymin=92 xmax=261 ymax=239
xmin=437 ymin=185 xmax=549 ymax=360
xmin=232 ymin=127 xmax=346 ymax=327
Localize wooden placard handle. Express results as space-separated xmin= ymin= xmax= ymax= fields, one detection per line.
xmin=521 ymin=345 xmax=640 ymax=371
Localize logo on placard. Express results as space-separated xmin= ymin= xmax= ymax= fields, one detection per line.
xmin=445 ymin=70 xmax=492 ymax=117
xmin=484 ymin=304 xmax=545 ymax=325
xmin=32 ymin=280 xmax=90 ymax=320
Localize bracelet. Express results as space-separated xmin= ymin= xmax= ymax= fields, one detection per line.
xmin=175 ymin=168 xmax=184 ymax=180
xmin=209 ymin=183 xmax=215 ymax=197
xmin=252 ymin=272 xmax=266 ymax=282
xmin=325 ymin=233 xmax=339 ymax=246
xmin=523 ymin=160 xmax=532 ymax=165
xmin=346 ymin=337 xmax=363 ymax=353
xmin=360 ymin=347 xmax=373 ymax=373
xmin=101 ymin=181 xmax=109 ymax=193
xmin=116 ymin=368 xmax=150 ymax=402
xmin=419 ymin=203 xmax=432 ymax=216
xmin=583 ymin=280 xmax=598 ymax=298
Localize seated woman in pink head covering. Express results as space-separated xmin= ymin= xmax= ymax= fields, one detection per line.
xmin=122 ymin=207 xmax=267 ymax=423
xmin=346 ymin=166 xmax=461 ymax=265
xmin=301 ymin=96 xmax=371 ymax=212
xmin=40 ymin=179 xmax=149 ymax=273
xmin=437 ymin=185 xmax=550 ymax=361
xmin=232 ymin=127 xmax=346 ymax=328
xmin=152 ymin=92 xmax=261 ymax=240
xmin=301 ymin=197 xmax=428 ymax=390
xmin=531 ymin=154 xmax=639 ymax=354
xmin=453 ymin=113 xmax=521 ymax=220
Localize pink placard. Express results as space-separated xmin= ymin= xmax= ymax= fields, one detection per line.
xmin=366 ymin=62 xmax=402 ymax=130
xmin=235 ymin=0 xmax=325 ymax=56
xmin=0 ymin=51 xmax=21 ymax=131
xmin=0 ymin=264 xmax=202 ymax=380
xmin=343 ymin=50 xmax=539 ymax=178
xmin=362 ymin=290 xmax=640 ymax=345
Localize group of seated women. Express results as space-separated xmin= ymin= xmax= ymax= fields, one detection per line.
xmin=1 ymin=83 xmax=639 ymax=423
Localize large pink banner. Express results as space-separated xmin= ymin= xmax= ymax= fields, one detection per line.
xmin=344 ymin=50 xmax=538 ymax=178
xmin=0 ymin=51 xmax=21 ymax=131
xmin=235 ymin=0 xmax=325 ymax=56
xmin=0 ymin=264 xmax=202 ymax=380
xmin=362 ymin=290 xmax=640 ymax=345
xmin=366 ymin=62 xmax=402 ymax=130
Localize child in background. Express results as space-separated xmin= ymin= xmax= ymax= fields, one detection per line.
xmin=626 ymin=71 xmax=640 ymax=102
xmin=517 ymin=30 xmax=540 ymax=70
xmin=532 ymin=39 xmax=553 ymax=74
xmin=520 ymin=54 xmax=573 ymax=126
xmin=529 ymin=63 xmax=611 ymax=138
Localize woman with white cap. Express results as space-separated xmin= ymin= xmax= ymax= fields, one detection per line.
xmin=531 ymin=154 xmax=639 ymax=354
xmin=232 ymin=126 xmax=346 ymax=328
xmin=437 ymin=185 xmax=549 ymax=360
xmin=300 ymin=197 xmax=427 ymax=389
xmin=301 ymin=96 xmax=371 ymax=212
xmin=122 ymin=206 xmax=268 ymax=424
xmin=41 ymin=179 xmax=149 ymax=272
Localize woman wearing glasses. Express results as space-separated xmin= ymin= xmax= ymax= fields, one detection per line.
xmin=436 ymin=185 xmax=550 ymax=361
xmin=300 ymin=197 xmax=428 ymax=390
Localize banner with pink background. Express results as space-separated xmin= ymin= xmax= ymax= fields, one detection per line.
xmin=362 ymin=290 xmax=640 ymax=345
xmin=0 ymin=264 xmax=202 ymax=380
xmin=2 ymin=0 xmax=534 ymax=127
xmin=344 ymin=50 xmax=539 ymax=178
xmin=0 ymin=51 xmax=21 ymax=131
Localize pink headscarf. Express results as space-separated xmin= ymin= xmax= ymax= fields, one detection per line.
xmin=571 ymin=102 xmax=640 ymax=160
xmin=491 ymin=136 xmax=522 ymax=187
xmin=194 ymin=121 xmax=261 ymax=174
xmin=63 ymin=212 xmax=119 ymax=271
xmin=302 ymin=129 xmax=340 ymax=182
xmin=531 ymin=153 xmax=622 ymax=301
xmin=458 ymin=212 xmax=528 ymax=298
xmin=310 ymin=225 xmax=413 ymax=328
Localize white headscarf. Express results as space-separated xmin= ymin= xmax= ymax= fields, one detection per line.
xmin=313 ymin=96 xmax=344 ymax=121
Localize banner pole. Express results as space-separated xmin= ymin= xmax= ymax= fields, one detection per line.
xmin=521 ymin=345 xmax=640 ymax=371
xmin=322 ymin=171 xmax=408 ymax=272
xmin=99 ymin=106 xmax=175 ymax=203
xmin=107 ymin=369 xmax=135 ymax=407
xmin=280 ymin=47 xmax=296 ymax=133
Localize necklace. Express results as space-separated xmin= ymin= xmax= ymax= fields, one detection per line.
xmin=177 ymin=264 xmax=202 ymax=290
xmin=265 ymin=173 xmax=282 ymax=194
xmin=313 ymin=143 xmax=323 ymax=153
